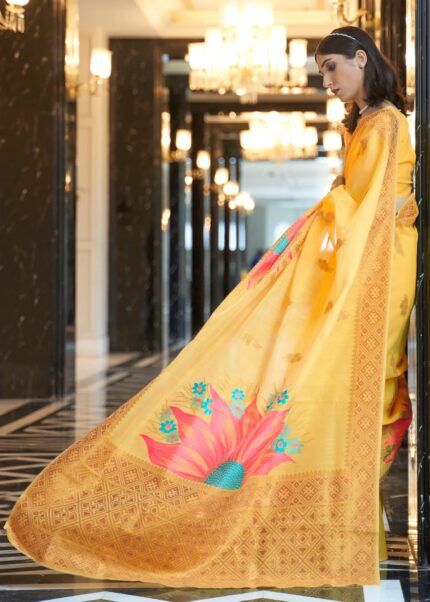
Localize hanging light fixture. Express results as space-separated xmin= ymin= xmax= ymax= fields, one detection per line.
xmin=187 ymin=1 xmax=308 ymax=102
xmin=0 ymin=0 xmax=30 ymax=33
xmin=240 ymin=112 xmax=318 ymax=162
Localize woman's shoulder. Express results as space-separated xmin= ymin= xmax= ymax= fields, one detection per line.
xmin=357 ymin=103 xmax=404 ymax=137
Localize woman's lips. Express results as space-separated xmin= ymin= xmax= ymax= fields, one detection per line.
xmin=332 ymin=88 xmax=340 ymax=95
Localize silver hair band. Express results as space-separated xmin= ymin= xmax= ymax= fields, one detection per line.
xmin=327 ymin=32 xmax=357 ymax=41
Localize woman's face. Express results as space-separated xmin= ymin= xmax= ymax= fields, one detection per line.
xmin=315 ymin=51 xmax=367 ymax=104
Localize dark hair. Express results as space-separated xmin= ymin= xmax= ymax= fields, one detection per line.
xmin=315 ymin=26 xmax=406 ymax=133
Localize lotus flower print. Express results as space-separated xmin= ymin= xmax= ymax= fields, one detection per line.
xmin=141 ymin=385 xmax=295 ymax=490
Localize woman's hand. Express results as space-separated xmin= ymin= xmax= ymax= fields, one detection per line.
xmin=330 ymin=175 xmax=345 ymax=191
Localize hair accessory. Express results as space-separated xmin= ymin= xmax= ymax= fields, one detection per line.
xmin=327 ymin=32 xmax=357 ymax=42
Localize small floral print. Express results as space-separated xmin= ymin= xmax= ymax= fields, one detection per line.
xmin=274 ymin=438 xmax=287 ymax=452
xmin=159 ymin=407 xmax=172 ymax=420
xmin=159 ymin=420 xmax=177 ymax=434
xmin=231 ymin=388 xmax=245 ymax=401
xmin=280 ymin=424 xmax=291 ymax=438
xmin=192 ymin=382 xmax=207 ymax=395
xmin=276 ymin=390 xmax=289 ymax=405
xmin=191 ymin=396 xmax=203 ymax=410
xmin=229 ymin=401 xmax=246 ymax=418
xmin=201 ymin=398 xmax=213 ymax=415
xmin=166 ymin=431 xmax=180 ymax=443
xmin=285 ymin=438 xmax=303 ymax=454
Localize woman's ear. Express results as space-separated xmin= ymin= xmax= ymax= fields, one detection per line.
xmin=356 ymin=49 xmax=368 ymax=69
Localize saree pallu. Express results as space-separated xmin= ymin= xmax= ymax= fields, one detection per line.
xmin=5 ymin=107 xmax=418 ymax=588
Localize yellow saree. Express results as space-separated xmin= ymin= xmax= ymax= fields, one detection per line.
xmin=5 ymin=105 xmax=418 ymax=588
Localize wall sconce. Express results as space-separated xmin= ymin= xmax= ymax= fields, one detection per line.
xmin=66 ymin=47 xmax=112 ymax=100
xmin=223 ymin=180 xmax=240 ymax=197
xmin=230 ymin=191 xmax=256 ymax=213
xmin=169 ymin=129 xmax=192 ymax=162
xmin=190 ymin=150 xmax=211 ymax=179
xmin=326 ymin=97 xmax=345 ymax=124
xmin=214 ymin=167 xmax=229 ymax=187
xmin=329 ymin=0 xmax=367 ymax=25
xmin=323 ymin=129 xmax=342 ymax=152
xmin=0 ymin=0 xmax=30 ymax=33
xmin=196 ymin=150 xmax=210 ymax=171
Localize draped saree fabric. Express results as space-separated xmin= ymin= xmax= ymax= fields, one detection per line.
xmin=5 ymin=106 xmax=418 ymax=588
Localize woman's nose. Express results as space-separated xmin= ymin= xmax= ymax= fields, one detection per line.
xmin=322 ymin=75 xmax=331 ymax=89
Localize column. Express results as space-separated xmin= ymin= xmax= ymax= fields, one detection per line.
xmin=109 ymin=39 xmax=163 ymax=352
xmin=0 ymin=0 xmax=73 ymax=397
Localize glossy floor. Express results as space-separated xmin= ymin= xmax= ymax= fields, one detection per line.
xmin=0 ymin=353 xmax=426 ymax=602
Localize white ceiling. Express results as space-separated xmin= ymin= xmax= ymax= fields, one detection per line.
xmin=79 ymin=0 xmax=341 ymax=38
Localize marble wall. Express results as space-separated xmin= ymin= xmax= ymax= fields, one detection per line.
xmin=109 ymin=40 xmax=163 ymax=352
xmin=0 ymin=0 xmax=73 ymax=397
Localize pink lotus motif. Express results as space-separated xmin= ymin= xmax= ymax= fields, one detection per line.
xmin=141 ymin=386 xmax=295 ymax=490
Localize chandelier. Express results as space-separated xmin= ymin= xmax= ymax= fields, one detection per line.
xmin=0 ymin=0 xmax=30 ymax=33
xmin=187 ymin=1 xmax=308 ymax=102
xmin=240 ymin=112 xmax=318 ymax=162
xmin=329 ymin=0 xmax=367 ymax=25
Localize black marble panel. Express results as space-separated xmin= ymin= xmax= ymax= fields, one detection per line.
xmin=109 ymin=39 xmax=163 ymax=352
xmin=0 ymin=0 xmax=72 ymax=397
xmin=167 ymin=77 xmax=187 ymax=345
xmin=415 ymin=0 xmax=430 ymax=567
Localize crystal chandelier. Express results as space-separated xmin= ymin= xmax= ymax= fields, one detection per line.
xmin=0 ymin=0 xmax=30 ymax=33
xmin=187 ymin=1 xmax=307 ymax=101
xmin=240 ymin=112 xmax=318 ymax=162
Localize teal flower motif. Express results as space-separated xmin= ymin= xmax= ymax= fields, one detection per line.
xmin=285 ymin=438 xmax=303 ymax=454
xmin=276 ymin=390 xmax=289 ymax=405
xmin=231 ymin=388 xmax=245 ymax=401
xmin=201 ymin=398 xmax=213 ymax=415
xmin=192 ymin=382 xmax=207 ymax=395
xmin=274 ymin=438 xmax=287 ymax=452
xmin=160 ymin=420 xmax=177 ymax=434
xmin=229 ymin=400 xmax=246 ymax=418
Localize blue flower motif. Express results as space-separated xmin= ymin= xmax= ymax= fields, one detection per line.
xmin=285 ymin=438 xmax=303 ymax=454
xmin=274 ymin=438 xmax=287 ymax=452
xmin=160 ymin=420 xmax=177 ymax=434
xmin=192 ymin=382 xmax=207 ymax=395
xmin=276 ymin=390 xmax=289 ymax=404
xmin=229 ymin=401 xmax=246 ymax=418
xmin=201 ymin=398 xmax=213 ymax=415
xmin=231 ymin=388 xmax=245 ymax=401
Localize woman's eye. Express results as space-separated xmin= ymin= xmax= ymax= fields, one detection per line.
xmin=327 ymin=64 xmax=336 ymax=72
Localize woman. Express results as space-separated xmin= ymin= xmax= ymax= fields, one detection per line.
xmin=5 ymin=26 xmax=417 ymax=588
